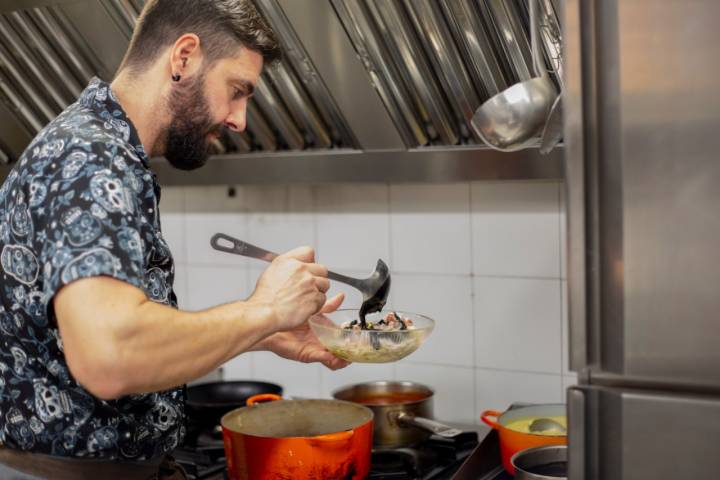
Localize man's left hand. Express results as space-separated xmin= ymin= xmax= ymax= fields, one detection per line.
xmin=253 ymin=292 xmax=350 ymax=370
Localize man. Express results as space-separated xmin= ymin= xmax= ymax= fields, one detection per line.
xmin=0 ymin=0 xmax=348 ymax=478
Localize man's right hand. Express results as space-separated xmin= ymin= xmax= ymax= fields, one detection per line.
xmin=249 ymin=246 xmax=330 ymax=332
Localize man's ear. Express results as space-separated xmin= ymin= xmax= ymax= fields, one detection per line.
xmin=168 ymin=33 xmax=203 ymax=81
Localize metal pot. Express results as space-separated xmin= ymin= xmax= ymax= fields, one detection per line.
xmin=332 ymin=381 xmax=462 ymax=447
xmin=221 ymin=393 xmax=373 ymax=480
xmin=185 ymin=381 xmax=282 ymax=440
xmin=512 ymin=445 xmax=568 ymax=479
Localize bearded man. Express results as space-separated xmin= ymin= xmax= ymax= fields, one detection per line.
xmin=0 ymin=1 xmax=347 ymax=478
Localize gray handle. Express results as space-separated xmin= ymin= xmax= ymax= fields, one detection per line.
xmin=395 ymin=412 xmax=463 ymax=438
xmin=210 ymin=233 xmax=363 ymax=289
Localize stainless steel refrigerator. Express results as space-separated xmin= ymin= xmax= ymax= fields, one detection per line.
xmin=564 ymin=0 xmax=720 ymax=478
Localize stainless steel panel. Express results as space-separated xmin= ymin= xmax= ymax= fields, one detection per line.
xmin=281 ymin=0 xmax=404 ymax=150
xmin=0 ymin=99 xmax=33 ymax=160
xmin=333 ymin=0 xmax=427 ymax=147
xmin=564 ymin=0 xmax=589 ymax=372
xmin=146 ymin=146 xmax=564 ymax=186
xmin=0 ymin=0 xmax=72 ymax=13
xmin=254 ymin=77 xmax=304 ymax=150
xmin=568 ymin=385 xmax=720 ymax=480
xmin=0 ymin=42 xmax=55 ymax=123
xmin=483 ymin=0 xmax=533 ymax=82
xmin=370 ymin=0 xmax=458 ymax=145
xmin=246 ymin=103 xmax=277 ymax=152
xmin=575 ymin=0 xmax=720 ymax=385
xmin=439 ymin=0 xmax=507 ymax=98
xmin=0 ymin=14 xmax=71 ymax=109
xmin=258 ymin=0 xmax=356 ymax=149
xmin=403 ymin=0 xmax=479 ymax=140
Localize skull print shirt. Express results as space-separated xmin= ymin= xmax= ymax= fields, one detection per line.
xmin=0 ymin=78 xmax=184 ymax=460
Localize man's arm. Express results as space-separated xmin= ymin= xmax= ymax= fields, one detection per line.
xmin=54 ymin=247 xmax=329 ymax=400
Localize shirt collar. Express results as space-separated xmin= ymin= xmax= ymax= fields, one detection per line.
xmin=78 ymin=77 xmax=150 ymax=168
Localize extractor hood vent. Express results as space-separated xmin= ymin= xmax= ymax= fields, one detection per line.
xmin=331 ymin=0 xmax=561 ymax=148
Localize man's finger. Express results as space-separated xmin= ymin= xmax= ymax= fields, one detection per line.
xmin=315 ymin=277 xmax=330 ymax=293
xmin=280 ymin=245 xmax=315 ymax=263
xmin=320 ymin=293 xmax=345 ymax=313
xmin=306 ymin=263 xmax=328 ymax=277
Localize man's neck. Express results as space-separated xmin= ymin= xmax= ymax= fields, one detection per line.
xmin=110 ymin=69 xmax=169 ymax=157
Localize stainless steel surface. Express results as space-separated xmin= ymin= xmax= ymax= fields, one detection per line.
xmin=483 ymin=0 xmax=533 ymax=82
xmin=370 ymin=0 xmax=457 ymax=145
xmin=404 ymin=0 xmax=479 ymax=140
xmin=143 ymin=147 xmax=563 ymax=185
xmin=471 ymin=0 xmax=556 ymax=151
xmin=332 ymin=380 xmax=436 ymax=447
xmin=540 ymin=94 xmax=563 ymax=154
xmin=256 ymin=0 xmax=357 ymax=149
xmin=0 ymin=0 xmax=565 ymax=184
xmin=568 ymin=385 xmax=720 ymax=480
xmin=0 ymin=148 xmax=9 ymax=165
xmin=210 ymin=233 xmax=391 ymax=315
xmin=439 ymin=0 xmax=507 ymax=99
xmin=564 ymin=0 xmax=590 ymax=373
xmin=512 ymin=445 xmax=567 ymax=480
xmin=567 ymin=0 xmax=720 ymax=386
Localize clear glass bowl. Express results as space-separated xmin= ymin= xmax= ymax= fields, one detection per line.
xmin=309 ymin=310 xmax=435 ymax=363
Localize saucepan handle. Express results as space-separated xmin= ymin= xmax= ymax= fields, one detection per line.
xmin=393 ymin=412 xmax=463 ymax=438
xmin=480 ymin=410 xmax=503 ymax=430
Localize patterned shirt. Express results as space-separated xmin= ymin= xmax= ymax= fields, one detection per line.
xmin=0 ymin=78 xmax=184 ymax=460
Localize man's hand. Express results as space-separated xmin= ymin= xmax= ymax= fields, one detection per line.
xmin=253 ymin=292 xmax=350 ymax=370
xmin=249 ymin=246 xmax=330 ymax=332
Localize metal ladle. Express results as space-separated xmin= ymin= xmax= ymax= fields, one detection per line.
xmin=471 ymin=0 xmax=556 ymax=151
xmin=210 ymin=233 xmax=391 ymax=327
xmin=528 ymin=417 xmax=567 ymax=435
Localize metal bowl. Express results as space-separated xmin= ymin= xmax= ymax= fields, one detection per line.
xmin=309 ymin=310 xmax=434 ymax=363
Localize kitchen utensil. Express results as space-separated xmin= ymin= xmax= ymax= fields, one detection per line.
xmin=471 ymin=0 xmax=556 ymax=151
xmin=333 ymin=380 xmax=462 ymax=447
xmin=512 ymin=445 xmax=568 ymax=479
xmin=309 ymin=310 xmax=434 ymax=363
xmin=481 ymin=404 xmax=567 ymax=475
xmin=221 ymin=393 xmax=373 ymax=480
xmin=210 ymin=233 xmax=391 ymax=327
xmin=529 ymin=417 xmax=567 ymax=434
xmin=539 ymin=94 xmax=563 ymax=154
xmin=185 ymin=380 xmax=282 ymax=440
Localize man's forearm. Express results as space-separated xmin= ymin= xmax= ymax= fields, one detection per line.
xmin=107 ymin=299 xmax=277 ymax=395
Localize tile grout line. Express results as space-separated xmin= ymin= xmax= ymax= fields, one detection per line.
xmin=467 ymin=182 xmax=479 ymax=420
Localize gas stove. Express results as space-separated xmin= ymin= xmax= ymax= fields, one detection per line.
xmin=173 ymin=426 xmax=484 ymax=480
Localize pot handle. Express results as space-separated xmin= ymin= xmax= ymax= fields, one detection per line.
xmin=480 ymin=410 xmax=502 ymax=430
xmin=246 ymin=393 xmax=282 ymax=406
xmin=308 ymin=430 xmax=355 ymax=446
xmin=393 ymin=413 xmax=463 ymax=438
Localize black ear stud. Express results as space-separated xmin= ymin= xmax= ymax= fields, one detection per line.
xmin=172 ymin=74 xmax=181 ymax=82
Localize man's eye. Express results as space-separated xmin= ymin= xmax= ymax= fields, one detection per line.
xmin=233 ymin=88 xmax=244 ymax=100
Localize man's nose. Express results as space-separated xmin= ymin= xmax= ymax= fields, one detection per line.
xmin=224 ymin=103 xmax=247 ymax=133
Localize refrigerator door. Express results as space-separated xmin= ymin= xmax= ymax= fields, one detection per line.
xmin=568 ymin=385 xmax=720 ymax=480
xmin=564 ymin=0 xmax=720 ymax=387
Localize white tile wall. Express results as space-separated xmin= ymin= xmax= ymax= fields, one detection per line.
xmin=471 ymin=182 xmax=560 ymax=278
xmin=315 ymin=185 xmax=390 ymax=272
xmin=390 ymin=184 xmax=471 ymax=275
xmin=161 ymin=181 xmax=568 ymax=425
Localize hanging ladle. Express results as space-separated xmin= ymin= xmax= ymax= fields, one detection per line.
xmin=471 ymin=0 xmax=556 ymax=151
xmin=210 ymin=233 xmax=391 ymax=328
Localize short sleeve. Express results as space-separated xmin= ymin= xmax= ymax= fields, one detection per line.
xmin=37 ymin=146 xmax=151 ymax=301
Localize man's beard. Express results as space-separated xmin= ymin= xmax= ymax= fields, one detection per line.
xmin=161 ymin=72 xmax=223 ymax=171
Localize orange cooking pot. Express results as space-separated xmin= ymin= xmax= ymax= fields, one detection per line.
xmin=221 ymin=393 xmax=374 ymax=480
xmin=481 ymin=404 xmax=567 ymax=475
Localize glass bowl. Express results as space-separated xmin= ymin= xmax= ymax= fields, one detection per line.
xmin=309 ymin=310 xmax=435 ymax=363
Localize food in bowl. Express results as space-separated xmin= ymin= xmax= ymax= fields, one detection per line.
xmin=341 ymin=312 xmax=415 ymax=331
xmin=309 ymin=310 xmax=434 ymax=363
xmin=505 ymin=416 xmax=567 ymax=436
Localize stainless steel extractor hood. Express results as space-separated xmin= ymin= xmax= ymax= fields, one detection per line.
xmin=0 ymin=0 xmax=564 ymax=184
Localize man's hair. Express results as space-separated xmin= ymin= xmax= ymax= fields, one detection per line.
xmin=117 ymin=0 xmax=281 ymax=75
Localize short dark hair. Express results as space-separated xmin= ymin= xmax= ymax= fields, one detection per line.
xmin=118 ymin=0 xmax=281 ymax=75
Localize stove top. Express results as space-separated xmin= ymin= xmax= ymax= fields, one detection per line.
xmin=173 ymin=427 xmax=483 ymax=480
